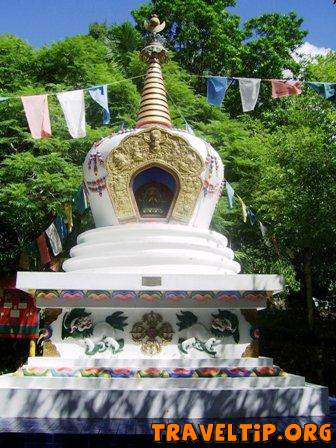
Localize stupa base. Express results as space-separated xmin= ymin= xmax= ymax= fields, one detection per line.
xmin=0 ymin=378 xmax=328 ymax=419
xmin=0 ymin=356 xmax=328 ymax=419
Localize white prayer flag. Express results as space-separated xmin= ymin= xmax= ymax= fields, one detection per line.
xmin=57 ymin=89 xmax=86 ymax=138
xmin=238 ymin=78 xmax=261 ymax=112
xmin=45 ymin=222 xmax=62 ymax=256
xmin=259 ymin=221 xmax=268 ymax=238
xmin=88 ymin=85 xmax=110 ymax=124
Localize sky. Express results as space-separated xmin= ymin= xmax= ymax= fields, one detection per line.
xmin=0 ymin=0 xmax=334 ymax=54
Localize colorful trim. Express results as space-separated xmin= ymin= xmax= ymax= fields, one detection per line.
xmin=16 ymin=366 xmax=286 ymax=378
xmin=35 ymin=290 xmax=269 ymax=302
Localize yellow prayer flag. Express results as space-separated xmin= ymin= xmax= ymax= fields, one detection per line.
xmin=19 ymin=251 xmax=30 ymax=270
xmin=64 ymin=202 xmax=73 ymax=232
xmin=237 ymin=195 xmax=247 ymax=223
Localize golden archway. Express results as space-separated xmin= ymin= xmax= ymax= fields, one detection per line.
xmin=105 ymin=126 xmax=204 ymax=222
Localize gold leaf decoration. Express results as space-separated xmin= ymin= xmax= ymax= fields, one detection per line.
xmin=105 ymin=126 xmax=203 ymax=222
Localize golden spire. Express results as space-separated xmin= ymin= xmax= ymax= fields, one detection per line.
xmin=135 ymin=15 xmax=172 ymax=129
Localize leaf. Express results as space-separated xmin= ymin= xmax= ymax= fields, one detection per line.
xmin=106 ymin=311 xmax=128 ymax=331
xmin=176 ymin=311 xmax=198 ymax=331
xmin=112 ymin=338 xmax=125 ymax=354
xmin=177 ymin=338 xmax=188 ymax=354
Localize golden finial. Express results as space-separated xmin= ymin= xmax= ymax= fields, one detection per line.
xmin=143 ymin=14 xmax=166 ymax=34
xmin=135 ymin=16 xmax=172 ymax=129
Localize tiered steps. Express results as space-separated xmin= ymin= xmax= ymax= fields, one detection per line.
xmin=0 ymin=357 xmax=328 ymax=418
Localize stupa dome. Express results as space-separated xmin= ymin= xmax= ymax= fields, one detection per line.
xmin=83 ymin=127 xmax=224 ymax=229
xmin=62 ymin=19 xmax=241 ymax=275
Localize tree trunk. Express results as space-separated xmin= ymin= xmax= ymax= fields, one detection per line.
xmin=304 ymin=247 xmax=314 ymax=329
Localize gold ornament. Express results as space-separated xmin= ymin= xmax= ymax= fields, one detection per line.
xmin=143 ymin=15 xmax=166 ymax=34
xmin=105 ymin=126 xmax=203 ymax=222
xmin=131 ymin=311 xmax=174 ymax=355
xmin=241 ymin=309 xmax=259 ymax=358
xmin=43 ymin=341 xmax=60 ymax=357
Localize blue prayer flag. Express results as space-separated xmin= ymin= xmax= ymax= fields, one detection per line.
xmin=207 ymin=76 xmax=233 ymax=107
xmin=247 ymin=208 xmax=256 ymax=225
xmin=54 ymin=215 xmax=68 ymax=243
xmin=307 ymin=82 xmax=336 ymax=103
xmin=88 ymin=85 xmax=110 ymax=124
xmin=225 ymin=181 xmax=235 ymax=208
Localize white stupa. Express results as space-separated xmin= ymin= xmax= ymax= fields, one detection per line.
xmin=0 ymin=16 xmax=328 ymax=419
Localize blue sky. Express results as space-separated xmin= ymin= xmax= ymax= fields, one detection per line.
xmin=0 ymin=0 xmax=334 ymax=50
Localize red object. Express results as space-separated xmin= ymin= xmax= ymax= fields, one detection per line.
xmin=0 ymin=287 xmax=39 ymax=339
xmin=36 ymin=232 xmax=51 ymax=265
xmin=271 ymin=80 xmax=302 ymax=98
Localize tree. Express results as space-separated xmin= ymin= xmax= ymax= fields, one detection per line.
xmin=0 ymin=35 xmax=36 ymax=91
xmin=132 ymin=0 xmax=244 ymax=78
xmin=0 ymin=152 xmax=81 ymax=271
xmin=132 ymin=2 xmax=306 ymax=88
xmin=0 ymin=34 xmax=141 ymax=273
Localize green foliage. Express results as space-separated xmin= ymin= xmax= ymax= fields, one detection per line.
xmin=0 ymin=35 xmax=36 ymax=90
xmin=0 ymin=152 xmax=81 ymax=270
xmin=243 ymin=12 xmax=306 ymax=78
xmin=133 ymin=0 xmax=244 ymax=78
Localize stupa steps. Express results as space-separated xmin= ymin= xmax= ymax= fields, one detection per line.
xmin=76 ymin=224 xmax=228 ymax=245
xmin=0 ymin=378 xmax=328 ymax=418
xmin=69 ymin=239 xmax=234 ymax=259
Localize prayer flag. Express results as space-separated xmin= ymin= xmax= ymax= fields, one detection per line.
xmin=259 ymin=221 xmax=267 ymax=238
xmin=247 ymin=208 xmax=256 ymax=225
xmin=271 ymin=235 xmax=280 ymax=257
xmin=45 ymin=222 xmax=62 ymax=256
xmin=19 ymin=251 xmax=30 ymax=270
xmin=271 ymin=80 xmax=302 ymax=98
xmin=88 ymin=85 xmax=110 ymax=124
xmin=307 ymin=82 xmax=336 ymax=103
xmin=36 ymin=233 xmax=51 ymax=265
xmin=49 ymin=257 xmax=62 ymax=272
xmin=238 ymin=78 xmax=261 ymax=112
xmin=207 ymin=76 xmax=233 ymax=107
xmin=185 ymin=121 xmax=195 ymax=135
xmin=73 ymin=185 xmax=89 ymax=214
xmin=118 ymin=122 xmax=126 ymax=134
xmin=64 ymin=203 xmax=73 ymax=232
xmin=54 ymin=215 xmax=68 ymax=244
xmin=57 ymin=89 xmax=86 ymax=138
xmin=237 ymin=195 xmax=247 ymax=223
xmin=21 ymin=94 xmax=51 ymax=139
xmin=225 ymin=181 xmax=235 ymax=208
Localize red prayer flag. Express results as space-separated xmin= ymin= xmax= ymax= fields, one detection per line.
xmin=36 ymin=233 xmax=51 ymax=265
xmin=271 ymin=80 xmax=302 ymax=98
xmin=271 ymin=235 xmax=280 ymax=257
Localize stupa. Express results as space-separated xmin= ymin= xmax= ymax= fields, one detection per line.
xmin=0 ymin=16 xmax=328 ymax=419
